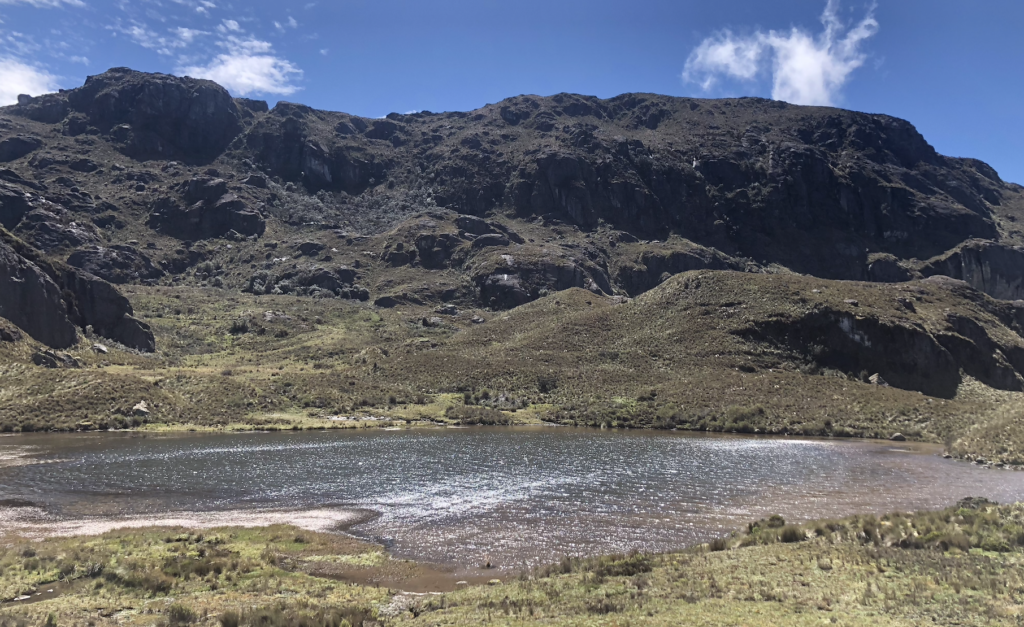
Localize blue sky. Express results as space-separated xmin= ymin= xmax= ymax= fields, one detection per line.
xmin=1 ymin=0 xmax=1022 ymax=184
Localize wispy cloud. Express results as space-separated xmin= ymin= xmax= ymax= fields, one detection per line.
xmin=112 ymin=21 xmax=209 ymax=56
xmin=682 ymin=0 xmax=878 ymax=106
xmin=0 ymin=0 xmax=84 ymax=7
xmin=0 ymin=56 xmax=59 ymax=104
xmin=177 ymin=22 xmax=301 ymax=96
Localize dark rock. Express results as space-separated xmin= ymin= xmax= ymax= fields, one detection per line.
xmin=244 ymin=174 xmax=268 ymax=188
xmin=0 ymin=321 xmax=23 ymax=343
xmin=15 ymin=208 xmax=99 ymax=251
xmin=58 ymin=268 xmax=156 ymax=352
xmin=471 ymin=315 xmax=486 ymax=324
xmin=0 ymin=183 xmax=32 ymax=230
xmin=456 ymin=215 xmax=496 ymax=236
xmin=919 ymin=239 xmax=1024 ymax=300
xmin=471 ymin=233 xmax=510 ymax=249
xmin=149 ymin=178 xmax=265 ymax=240
xmin=67 ymin=245 xmax=164 ymax=284
xmin=844 ymin=299 xmax=860 ymax=307
xmin=68 ymin=158 xmax=99 ymax=173
xmin=32 ymin=350 xmax=81 ymax=368
xmin=867 ymin=254 xmax=915 ymax=283
xmin=0 ymin=136 xmax=43 ymax=162
xmin=889 ymin=432 xmax=906 ymax=441
xmin=0 ymin=239 xmax=78 ymax=348
xmin=436 ymin=304 xmax=460 ymax=316
xmin=65 ymin=68 xmax=243 ymax=162
xmin=374 ymin=295 xmax=401 ymax=308
xmin=297 ymin=241 xmax=325 ymax=256
xmin=12 ymin=92 xmax=69 ymax=124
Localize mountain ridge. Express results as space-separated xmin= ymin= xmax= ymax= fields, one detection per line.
xmin=1 ymin=68 xmax=1024 ymax=464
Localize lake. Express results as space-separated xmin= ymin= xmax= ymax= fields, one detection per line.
xmin=2 ymin=428 xmax=1023 ymax=572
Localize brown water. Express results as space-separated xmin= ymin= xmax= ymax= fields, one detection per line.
xmin=1 ymin=428 xmax=1022 ymax=571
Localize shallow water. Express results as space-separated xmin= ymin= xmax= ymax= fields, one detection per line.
xmin=2 ymin=428 xmax=1023 ymax=571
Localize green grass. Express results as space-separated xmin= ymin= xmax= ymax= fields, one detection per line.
xmin=4 ymin=501 xmax=1024 ymax=626
xmin=3 ymin=271 xmax=1024 ymax=464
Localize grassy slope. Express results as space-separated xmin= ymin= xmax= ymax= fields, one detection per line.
xmin=3 ymin=502 xmax=1024 ymax=626
xmin=3 ymin=270 xmax=1024 ymax=463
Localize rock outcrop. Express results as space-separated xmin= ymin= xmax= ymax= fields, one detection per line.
xmin=0 ymin=229 xmax=155 ymax=352
xmin=58 ymin=68 xmax=243 ymax=162
xmin=148 ymin=177 xmax=265 ymax=240
xmin=67 ymin=245 xmax=164 ymax=284
xmin=0 ymin=238 xmax=78 ymax=348
xmin=919 ymin=239 xmax=1024 ymax=301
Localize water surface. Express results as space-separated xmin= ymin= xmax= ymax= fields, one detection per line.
xmin=2 ymin=428 xmax=1022 ymax=571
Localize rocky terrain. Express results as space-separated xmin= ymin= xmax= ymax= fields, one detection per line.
xmin=2 ymin=67 xmax=1024 ymax=461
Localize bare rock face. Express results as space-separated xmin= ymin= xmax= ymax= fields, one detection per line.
xmin=58 ymin=268 xmax=155 ymax=352
xmin=148 ymin=177 xmax=265 ymax=240
xmin=67 ymin=245 xmax=164 ymax=284
xmin=0 ymin=231 xmax=155 ymax=352
xmin=0 ymin=239 xmax=78 ymax=348
xmin=919 ymin=240 xmax=1024 ymax=301
xmin=0 ymin=136 xmax=42 ymax=162
xmin=61 ymin=68 xmax=243 ymax=162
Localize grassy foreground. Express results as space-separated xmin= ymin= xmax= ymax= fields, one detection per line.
xmin=3 ymin=500 xmax=1024 ymax=626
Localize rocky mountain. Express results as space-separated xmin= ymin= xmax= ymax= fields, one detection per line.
xmin=2 ymin=68 xmax=1024 ymax=451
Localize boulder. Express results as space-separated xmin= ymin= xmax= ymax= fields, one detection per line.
xmin=133 ymin=400 xmax=150 ymax=416
xmin=890 ymin=432 xmax=906 ymax=441
xmin=0 ymin=321 xmax=23 ymax=343
xmin=0 ymin=183 xmax=32 ymax=230
xmin=32 ymin=350 xmax=81 ymax=368
xmin=58 ymin=267 xmax=156 ymax=352
xmin=243 ymin=174 xmax=268 ymax=188
xmin=67 ymin=245 xmax=164 ymax=284
xmin=0 ymin=136 xmax=43 ymax=162
xmin=471 ymin=233 xmax=510 ymax=249
xmin=0 ymin=239 xmax=78 ymax=348
xmin=149 ymin=178 xmax=265 ymax=240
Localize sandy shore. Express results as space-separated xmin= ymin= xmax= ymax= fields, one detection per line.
xmin=0 ymin=504 xmax=377 ymax=540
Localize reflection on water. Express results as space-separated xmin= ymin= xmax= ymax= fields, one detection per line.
xmin=2 ymin=428 xmax=1023 ymax=570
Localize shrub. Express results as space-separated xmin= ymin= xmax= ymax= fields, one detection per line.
xmin=780 ymin=526 xmax=806 ymax=543
xmin=167 ymin=604 xmax=197 ymax=625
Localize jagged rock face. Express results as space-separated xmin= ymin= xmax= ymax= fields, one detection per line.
xmin=0 ymin=239 xmax=78 ymax=348
xmin=0 ymin=136 xmax=42 ymax=162
xmin=67 ymin=245 xmax=164 ymax=284
xmin=0 ymin=230 xmax=155 ymax=352
xmin=919 ymin=240 xmax=1024 ymax=300
xmin=148 ymin=177 xmax=265 ymax=240
xmin=3 ymin=68 xmax=1024 ymax=311
xmin=233 ymin=92 xmax=1014 ymax=283
xmin=57 ymin=267 xmax=155 ymax=352
xmin=20 ymin=68 xmax=245 ymax=162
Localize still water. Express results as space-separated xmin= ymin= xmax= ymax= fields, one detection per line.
xmin=2 ymin=428 xmax=1023 ymax=570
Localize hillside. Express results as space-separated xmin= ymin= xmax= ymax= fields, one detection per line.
xmin=2 ymin=67 xmax=1024 ymax=462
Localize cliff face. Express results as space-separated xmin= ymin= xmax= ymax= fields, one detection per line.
xmin=1 ymin=67 xmax=1023 ymax=357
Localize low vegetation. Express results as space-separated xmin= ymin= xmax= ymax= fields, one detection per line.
xmin=4 ymin=272 xmax=1024 ymax=465
xmin=3 ymin=500 xmax=1024 ymax=626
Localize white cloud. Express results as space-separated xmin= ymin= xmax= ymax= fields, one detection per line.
xmin=178 ymin=52 xmax=301 ymax=96
xmin=319 ymin=48 xmax=327 ymax=56
xmin=682 ymin=0 xmax=878 ymax=106
xmin=0 ymin=57 xmax=59 ymax=105
xmin=216 ymin=19 xmax=240 ymax=33
xmin=0 ymin=0 xmax=84 ymax=7
xmin=68 ymin=54 xmax=88 ymax=64
xmin=287 ymin=16 xmax=297 ymax=28
xmin=177 ymin=33 xmax=301 ymax=96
